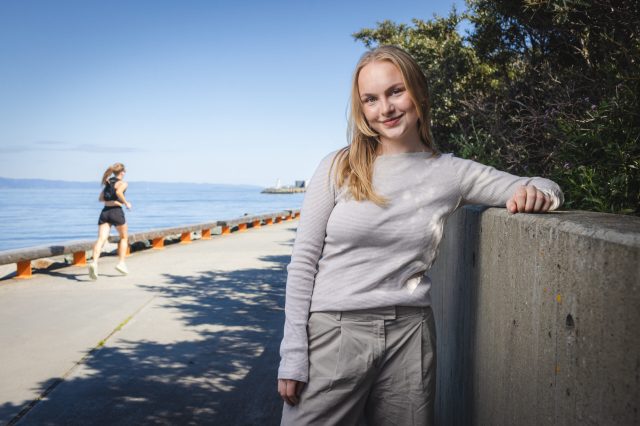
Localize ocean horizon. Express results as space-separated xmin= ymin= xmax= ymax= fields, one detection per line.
xmin=0 ymin=176 xmax=266 ymax=189
xmin=0 ymin=177 xmax=304 ymax=252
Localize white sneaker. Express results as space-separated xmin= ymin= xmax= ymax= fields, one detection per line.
xmin=115 ymin=262 xmax=129 ymax=275
xmin=88 ymin=262 xmax=98 ymax=280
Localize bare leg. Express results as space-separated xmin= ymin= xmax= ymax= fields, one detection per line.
xmin=92 ymin=223 xmax=111 ymax=262
xmin=116 ymin=224 xmax=128 ymax=263
xmin=89 ymin=223 xmax=111 ymax=280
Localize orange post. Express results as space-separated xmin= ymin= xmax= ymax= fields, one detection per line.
xmin=252 ymin=220 xmax=261 ymax=229
xmin=202 ymin=229 xmax=211 ymax=240
xmin=181 ymin=232 xmax=192 ymax=244
xmin=238 ymin=223 xmax=248 ymax=232
xmin=73 ymin=251 xmax=87 ymax=266
xmin=285 ymin=213 xmax=292 ymax=221
xmin=16 ymin=261 xmax=32 ymax=279
xmin=152 ymin=237 xmax=164 ymax=249
xmin=294 ymin=212 xmax=300 ymax=219
xmin=275 ymin=216 xmax=282 ymax=223
xmin=265 ymin=218 xmax=274 ymax=226
xmin=221 ymin=226 xmax=231 ymax=235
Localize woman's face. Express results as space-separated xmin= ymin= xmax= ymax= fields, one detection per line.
xmin=357 ymin=60 xmax=420 ymax=145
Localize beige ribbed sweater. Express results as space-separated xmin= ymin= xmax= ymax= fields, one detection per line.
xmin=278 ymin=150 xmax=563 ymax=382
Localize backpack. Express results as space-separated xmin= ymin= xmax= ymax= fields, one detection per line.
xmin=103 ymin=178 xmax=119 ymax=202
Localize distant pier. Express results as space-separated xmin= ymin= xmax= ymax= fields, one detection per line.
xmin=261 ymin=187 xmax=306 ymax=194
xmin=262 ymin=179 xmax=307 ymax=194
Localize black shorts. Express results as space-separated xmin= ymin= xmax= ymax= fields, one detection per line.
xmin=98 ymin=206 xmax=126 ymax=226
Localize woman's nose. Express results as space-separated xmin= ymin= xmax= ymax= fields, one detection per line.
xmin=380 ymin=98 xmax=395 ymax=115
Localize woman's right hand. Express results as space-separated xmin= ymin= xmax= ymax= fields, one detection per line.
xmin=506 ymin=185 xmax=552 ymax=213
xmin=278 ymin=379 xmax=304 ymax=406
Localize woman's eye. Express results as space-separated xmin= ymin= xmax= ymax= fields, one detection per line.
xmin=392 ymin=88 xmax=403 ymax=95
xmin=363 ymin=97 xmax=376 ymax=104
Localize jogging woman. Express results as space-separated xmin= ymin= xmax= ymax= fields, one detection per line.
xmin=88 ymin=162 xmax=132 ymax=280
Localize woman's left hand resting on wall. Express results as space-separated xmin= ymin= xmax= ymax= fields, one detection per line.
xmin=506 ymin=185 xmax=554 ymax=214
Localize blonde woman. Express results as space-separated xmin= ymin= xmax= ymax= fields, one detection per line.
xmin=277 ymin=46 xmax=564 ymax=425
xmin=88 ymin=163 xmax=132 ymax=280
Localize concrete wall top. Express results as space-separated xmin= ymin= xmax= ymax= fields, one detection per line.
xmin=486 ymin=209 xmax=640 ymax=247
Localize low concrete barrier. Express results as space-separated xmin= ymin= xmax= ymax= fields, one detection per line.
xmin=429 ymin=207 xmax=640 ymax=425
xmin=0 ymin=209 xmax=300 ymax=279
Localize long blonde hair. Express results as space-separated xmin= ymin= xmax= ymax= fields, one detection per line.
xmin=334 ymin=45 xmax=437 ymax=206
xmin=101 ymin=163 xmax=126 ymax=185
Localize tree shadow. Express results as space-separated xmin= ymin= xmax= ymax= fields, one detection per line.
xmin=14 ymin=254 xmax=291 ymax=425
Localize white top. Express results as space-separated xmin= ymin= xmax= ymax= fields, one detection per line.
xmin=278 ymin=150 xmax=564 ymax=382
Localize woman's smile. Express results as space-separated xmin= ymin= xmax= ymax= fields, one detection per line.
xmin=381 ymin=113 xmax=404 ymax=127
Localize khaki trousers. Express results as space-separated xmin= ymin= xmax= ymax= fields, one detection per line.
xmin=281 ymin=306 xmax=437 ymax=426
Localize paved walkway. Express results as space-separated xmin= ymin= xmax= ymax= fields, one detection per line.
xmin=0 ymin=221 xmax=297 ymax=425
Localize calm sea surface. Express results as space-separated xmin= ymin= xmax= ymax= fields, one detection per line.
xmin=0 ymin=182 xmax=304 ymax=252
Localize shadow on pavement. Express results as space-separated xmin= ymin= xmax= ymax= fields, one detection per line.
xmin=14 ymin=254 xmax=290 ymax=426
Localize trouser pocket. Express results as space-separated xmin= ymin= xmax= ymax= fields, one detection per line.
xmin=307 ymin=313 xmax=342 ymax=393
xmin=307 ymin=313 xmax=373 ymax=393
xmin=420 ymin=308 xmax=437 ymax=393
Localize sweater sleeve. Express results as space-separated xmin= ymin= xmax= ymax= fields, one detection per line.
xmin=278 ymin=150 xmax=338 ymax=382
xmin=450 ymin=155 xmax=564 ymax=210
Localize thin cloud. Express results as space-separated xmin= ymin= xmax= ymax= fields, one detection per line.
xmin=75 ymin=144 xmax=140 ymax=153
xmin=0 ymin=141 xmax=143 ymax=153
xmin=0 ymin=145 xmax=30 ymax=153
xmin=33 ymin=140 xmax=69 ymax=146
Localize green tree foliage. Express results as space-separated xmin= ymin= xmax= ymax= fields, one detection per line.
xmin=353 ymin=0 xmax=639 ymax=214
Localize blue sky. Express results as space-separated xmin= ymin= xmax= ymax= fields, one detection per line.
xmin=0 ymin=0 xmax=466 ymax=186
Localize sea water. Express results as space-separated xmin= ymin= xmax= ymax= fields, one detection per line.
xmin=0 ymin=181 xmax=304 ymax=251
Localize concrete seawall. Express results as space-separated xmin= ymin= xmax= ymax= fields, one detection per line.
xmin=429 ymin=207 xmax=640 ymax=426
